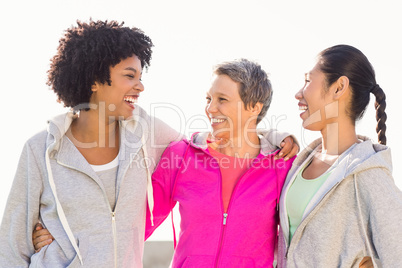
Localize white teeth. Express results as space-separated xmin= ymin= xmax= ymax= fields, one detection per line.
xmin=211 ymin=118 xmax=226 ymax=123
xmin=124 ymin=96 xmax=137 ymax=104
xmin=299 ymin=105 xmax=308 ymax=111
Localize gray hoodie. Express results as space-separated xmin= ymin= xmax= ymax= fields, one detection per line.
xmin=278 ymin=136 xmax=402 ymax=268
xmin=0 ymin=106 xmax=181 ymax=268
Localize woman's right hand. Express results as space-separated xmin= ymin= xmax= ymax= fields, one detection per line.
xmin=32 ymin=222 xmax=54 ymax=252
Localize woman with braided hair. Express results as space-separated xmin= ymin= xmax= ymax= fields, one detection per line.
xmin=278 ymin=44 xmax=402 ymax=267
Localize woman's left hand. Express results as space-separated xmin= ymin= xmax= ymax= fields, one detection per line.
xmin=359 ymin=257 xmax=374 ymax=268
xmin=32 ymin=223 xmax=54 ymax=253
xmin=276 ymin=136 xmax=299 ymax=161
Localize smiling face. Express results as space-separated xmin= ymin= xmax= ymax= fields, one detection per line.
xmin=295 ymin=63 xmax=336 ymax=131
xmin=90 ymin=55 xmax=144 ymax=120
xmin=205 ymin=74 xmax=258 ymax=140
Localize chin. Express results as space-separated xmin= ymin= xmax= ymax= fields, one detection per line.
xmin=114 ymin=112 xmax=133 ymax=121
xmin=302 ymin=121 xmax=322 ymax=132
xmin=211 ymin=130 xmax=230 ymax=140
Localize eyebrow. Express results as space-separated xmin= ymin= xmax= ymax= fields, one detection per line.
xmin=305 ymin=72 xmax=313 ymax=78
xmin=207 ymin=91 xmax=231 ymax=98
xmin=217 ymin=92 xmax=230 ymax=98
xmin=125 ymin=67 xmax=138 ymax=73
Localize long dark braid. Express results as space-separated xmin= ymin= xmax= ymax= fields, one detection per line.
xmin=371 ymin=84 xmax=387 ymax=145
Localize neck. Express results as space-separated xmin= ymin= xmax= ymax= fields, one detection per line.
xmin=69 ymin=109 xmax=119 ymax=148
xmin=320 ymin=118 xmax=358 ymax=156
xmin=212 ymin=128 xmax=260 ymax=158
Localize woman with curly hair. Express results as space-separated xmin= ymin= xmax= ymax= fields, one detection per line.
xmin=0 ymin=19 xmax=181 ymax=267
xmin=278 ymin=45 xmax=402 ymax=267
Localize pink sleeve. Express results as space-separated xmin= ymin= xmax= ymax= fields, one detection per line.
xmin=144 ymin=145 xmax=177 ymax=240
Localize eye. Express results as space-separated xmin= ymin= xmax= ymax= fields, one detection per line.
xmin=304 ymin=73 xmax=310 ymax=84
xmin=206 ymin=96 xmax=211 ymax=103
xmin=219 ymin=97 xmax=227 ymax=102
xmin=125 ymin=74 xmax=135 ymax=79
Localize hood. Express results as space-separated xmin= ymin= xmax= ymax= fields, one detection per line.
xmin=189 ymin=129 xmax=281 ymax=156
xmin=296 ymin=135 xmax=392 ymax=179
xmin=46 ymin=111 xmax=77 ymax=155
xmin=46 ymin=107 xmax=146 ymax=153
xmin=345 ymin=137 xmax=392 ymax=176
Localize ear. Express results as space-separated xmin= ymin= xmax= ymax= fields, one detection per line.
xmin=250 ymin=102 xmax=263 ymax=115
xmin=91 ymin=82 xmax=100 ymax=93
xmin=333 ymin=76 xmax=349 ymax=100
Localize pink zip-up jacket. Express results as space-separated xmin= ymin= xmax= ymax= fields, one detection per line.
xmin=146 ymin=131 xmax=295 ymax=267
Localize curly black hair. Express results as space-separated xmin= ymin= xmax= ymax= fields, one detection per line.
xmin=47 ymin=19 xmax=153 ymax=108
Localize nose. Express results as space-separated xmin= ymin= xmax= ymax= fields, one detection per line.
xmin=137 ymin=81 xmax=145 ymax=92
xmin=206 ymin=100 xmax=217 ymax=115
xmin=295 ymin=87 xmax=303 ymax=100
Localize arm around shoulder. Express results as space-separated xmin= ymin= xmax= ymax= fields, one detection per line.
xmin=259 ymin=129 xmax=298 ymax=148
xmin=259 ymin=129 xmax=300 ymax=160
xmin=151 ymin=116 xmax=184 ymax=148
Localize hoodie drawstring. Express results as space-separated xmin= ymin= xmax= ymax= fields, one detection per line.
xmin=141 ymin=135 xmax=155 ymax=226
xmin=170 ymin=143 xmax=191 ymax=249
xmin=354 ymin=174 xmax=378 ymax=268
xmin=46 ymin=147 xmax=83 ymax=265
xmin=273 ymin=154 xmax=281 ymax=261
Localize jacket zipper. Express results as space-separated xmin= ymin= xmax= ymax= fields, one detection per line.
xmin=280 ymin=157 xmax=313 ymax=259
xmin=55 ymin=126 xmax=142 ymax=267
xmin=214 ymin=159 xmax=227 ymax=268
xmin=112 ymin=211 xmax=117 ymax=268
xmin=223 ymin=213 xmax=228 ymax=225
xmin=57 ymin=161 xmax=121 ymax=268
xmin=107 ymin=144 xmax=141 ymax=267
xmin=213 ymin=156 xmax=261 ymax=267
xmin=214 ymin=213 xmax=228 ymax=268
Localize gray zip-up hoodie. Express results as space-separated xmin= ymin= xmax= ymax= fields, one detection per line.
xmin=278 ymin=136 xmax=402 ymax=268
xmin=0 ymin=106 xmax=181 ymax=268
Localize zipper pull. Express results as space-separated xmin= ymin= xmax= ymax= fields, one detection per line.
xmin=223 ymin=213 xmax=228 ymax=225
xmin=111 ymin=212 xmax=116 ymax=221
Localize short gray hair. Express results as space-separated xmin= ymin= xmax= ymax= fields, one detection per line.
xmin=213 ymin=58 xmax=272 ymax=124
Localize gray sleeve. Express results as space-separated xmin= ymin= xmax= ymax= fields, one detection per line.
xmin=259 ymin=129 xmax=299 ymax=150
xmin=358 ymin=169 xmax=402 ymax=267
xmin=271 ymin=129 xmax=299 ymax=148
xmin=152 ymin=116 xmax=183 ymax=147
xmin=146 ymin=115 xmax=184 ymax=173
xmin=0 ymin=142 xmax=43 ymax=267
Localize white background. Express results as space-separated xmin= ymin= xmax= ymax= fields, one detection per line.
xmin=1 ymin=0 xmax=401 ymax=241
